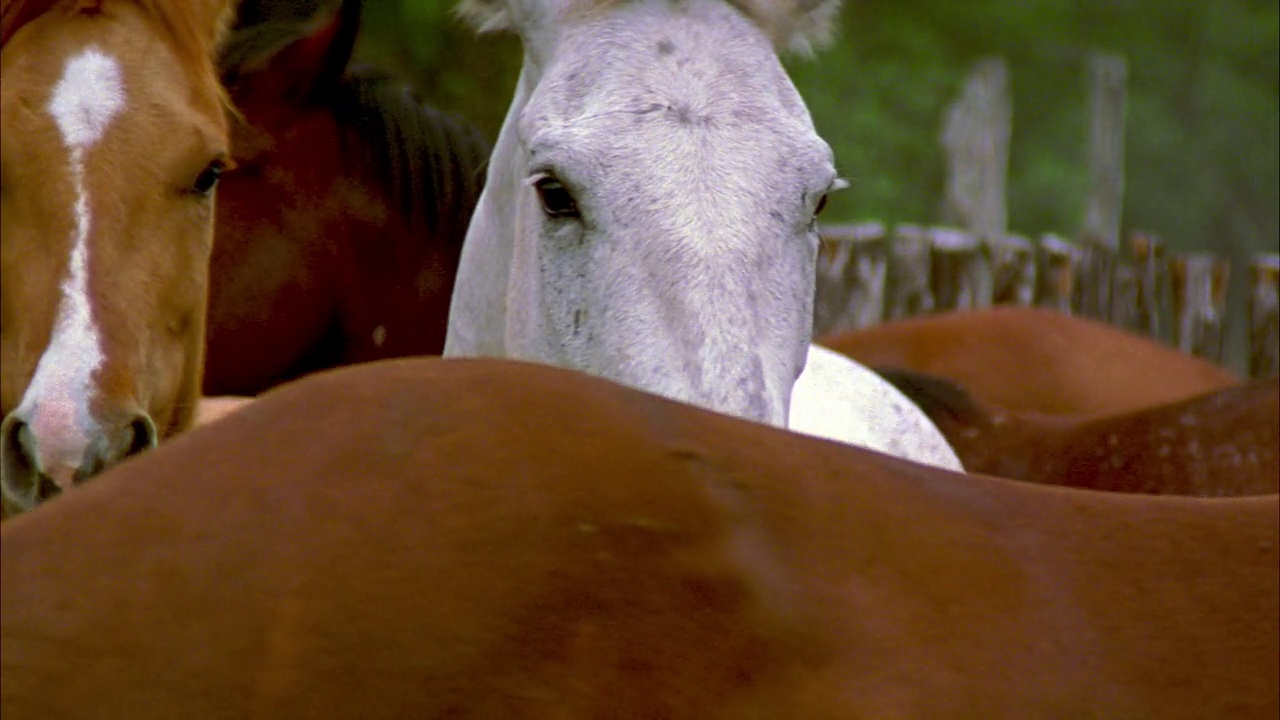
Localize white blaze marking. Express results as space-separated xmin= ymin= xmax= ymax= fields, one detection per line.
xmin=15 ymin=47 xmax=125 ymax=472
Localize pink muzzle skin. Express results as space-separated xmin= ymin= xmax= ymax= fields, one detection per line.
xmin=25 ymin=398 xmax=96 ymax=491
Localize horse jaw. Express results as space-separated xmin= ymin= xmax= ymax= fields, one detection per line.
xmin=444 ymin=70 xmax=537 ymax=358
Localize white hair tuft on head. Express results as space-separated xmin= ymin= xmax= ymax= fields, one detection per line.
xmin=453 ymin=0 xmax=844 ymax=55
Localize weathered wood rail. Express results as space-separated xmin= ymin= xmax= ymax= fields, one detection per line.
xmin=815 ymin=224 xmax=1280 ymax=379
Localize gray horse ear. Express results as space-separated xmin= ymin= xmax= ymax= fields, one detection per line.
xmin=733 ymin=0 xmax=843 ymax=56
xmin=455 ymin=0 xmax=515 ymax=33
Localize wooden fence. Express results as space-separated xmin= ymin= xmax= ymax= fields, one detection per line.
xmin=816 ymin=52 xmax=1279 ymax=380
xmin=814 ymin=223 xmax=1280 ymax=380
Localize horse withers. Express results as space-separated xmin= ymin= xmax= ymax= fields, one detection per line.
xmin=1 ymin=0 xmax=238 ymax=513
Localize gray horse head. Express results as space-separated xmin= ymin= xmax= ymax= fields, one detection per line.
xmin=447 ymin=0 xmax=845 ymax=427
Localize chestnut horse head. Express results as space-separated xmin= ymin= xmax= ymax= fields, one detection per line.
xmin=1 ymin=0 xmax=237 ymax=512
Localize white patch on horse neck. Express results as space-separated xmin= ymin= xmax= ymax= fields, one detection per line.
xmin=15 ymin=47 xmax=125 ymax=470
xmin=789 ymin=346 xmax=964 ymax=471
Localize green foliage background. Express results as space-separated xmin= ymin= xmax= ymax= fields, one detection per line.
xmin=356 ymin=0 xmax=1278 ymax=256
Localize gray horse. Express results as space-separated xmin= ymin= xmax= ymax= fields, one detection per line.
xmin=445 ymin=0 xmax=961 ymax=469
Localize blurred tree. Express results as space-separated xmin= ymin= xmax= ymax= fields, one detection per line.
xmin=352 ymin=0 xmax=1277 ymax=255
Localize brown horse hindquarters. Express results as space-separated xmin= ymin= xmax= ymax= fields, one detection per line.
xmin=1040 ymin=378 xmax=1280 ymax=495
xmin=879 ymin=366 xmax=1280 ymax=496
xmin=2 ymin=358 xmax=1275 ymax=718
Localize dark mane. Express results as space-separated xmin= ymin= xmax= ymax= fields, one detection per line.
xmin=218 ymin=0 xmax=491 ymax=243
xmin=328 ymin=65 xmax=492 ymax=242
xmin=873 ymin=366 xmax=990 ymax=426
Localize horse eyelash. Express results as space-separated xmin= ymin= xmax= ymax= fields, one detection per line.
xmin=524 ymin=170 xmax=560 ymax=187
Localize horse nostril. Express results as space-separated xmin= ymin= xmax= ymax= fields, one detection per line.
xmin=76 ymin=413 xmax=159 ymax=483
xmin=37 ymin=475 xmax=62 ymax=502
xmin=1 ymin=414 xmax=40 ymax=507
xmin=125 ymin=414 xmax=158 ymax=458
xmin=2 ymin=411 xmax=159 ymax=509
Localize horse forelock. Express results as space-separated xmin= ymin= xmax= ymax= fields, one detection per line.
xmin=135 ymin=0 xmax=236 ymax=115
xmin=2 ymin=0 xmax=234 ymax=115
xmin=455 ymin=0 xmax=842 ymax=54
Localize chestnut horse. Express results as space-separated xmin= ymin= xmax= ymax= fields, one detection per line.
xmin=206 ymin=0 xmax=490 ymax=395
xmin=879 ymin=368 xmax=1280 ymax=496
xmin=1 ymin=0 xmax=237 ymax=512
xmin=820 ymin=306 xmax=1240 ymax=416
xmin=3 ymin=358 xmax=1276 ymax=718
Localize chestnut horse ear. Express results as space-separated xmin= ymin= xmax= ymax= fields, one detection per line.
xmin=220 ymin=0 xmax=362 ymax=104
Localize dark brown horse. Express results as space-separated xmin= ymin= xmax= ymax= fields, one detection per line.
xmin=205 ymin=0 xmax=490 ymax=395
xmin=820 ymin=306 xmax=1240 ymax=416
xmin=3 ymin=358 xmax=1276 ymax=718
xmin=878 ymin=367 xmax=1279 ymax=496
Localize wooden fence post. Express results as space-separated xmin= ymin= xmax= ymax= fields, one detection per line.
xmin=1078 ymin=52 xmax=1127 ymax=322
xmin=1035 ymin=233 xmax=1081 ymax=313
xmin=1171 ymin=252 xmax=1231 ymax=363
xmin=1082 ymin=52 xmax=1128 ymax=251
xmin=814 ymin=223 xmax=888 ymax=336
xmin=885 ymin=224 xmax=934 ymax=321
xmin=990 ymin=233 xmax=1036 ymax=306
xmin=1109 ymin=253 xmax=1141 ymax=333
xmin=815 ymin=224 xmax=856 ymax=336
xmin=1126 ymin=231 xmax=1168 ymax=341
xmin=1249 ymin=253 xmax=1280 ymax=378
xmin=940 ymin=57 xmax=1011 ymax=242
xmin=930 ymin=227 xmax=992 ymax=312
xmin=1076 ymin=241 xmax=1117 ymax=321
xmin=1110 ymin=231 xmax=1167 ymax=340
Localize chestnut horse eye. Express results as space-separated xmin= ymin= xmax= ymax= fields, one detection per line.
xmin=191 ymin=159 xmax=225 ymax=197
xmin=534 ymin=177 xmax=579 ymax=219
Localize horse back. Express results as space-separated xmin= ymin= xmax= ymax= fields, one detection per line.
xmin=2 ymin=359 xmax=1275 ymax=718
xmin=821 ymin=306 xmax=1239 ymax=415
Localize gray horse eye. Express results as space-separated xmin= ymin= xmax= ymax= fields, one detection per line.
xmin=534 ymin=177 xmax=580 ymax=219
xmin=814 ymin=193 xmax=828 ymax=217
